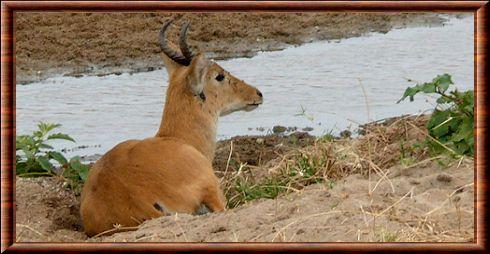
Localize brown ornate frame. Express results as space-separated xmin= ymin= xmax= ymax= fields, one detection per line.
xmin=1 ymin=1 xmax=488 ymax=252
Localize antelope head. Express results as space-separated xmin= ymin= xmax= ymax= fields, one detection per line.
xmin=159 ymin=20 xmax=263 ymax=117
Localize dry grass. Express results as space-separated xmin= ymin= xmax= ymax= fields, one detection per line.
xmin=221 ymin=114 xmax=433 ymax=208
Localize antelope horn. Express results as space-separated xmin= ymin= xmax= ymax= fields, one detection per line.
xmin=159 ymin=20 xmax=190 ymax=66
xmin=179 ymin=22 xmax=195 ymax=61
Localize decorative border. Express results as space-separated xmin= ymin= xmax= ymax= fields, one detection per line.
xmin=1 ymin=1 xmax=488 ymax=252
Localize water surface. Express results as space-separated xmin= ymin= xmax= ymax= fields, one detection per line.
xmin=17 ymin=15 xmax=474 ymax=157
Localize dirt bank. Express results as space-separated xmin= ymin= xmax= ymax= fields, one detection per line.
xmin=15 ymin=115 xmax=474 ymax=242
xmin=15 ymin=13 xmax=448 ymax=84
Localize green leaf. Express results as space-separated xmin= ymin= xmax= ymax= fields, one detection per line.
xmin=436 ymin=96 xmax=452 ymax=104
xmin=468 ymin=136 xmax=474 ymax=156
xmin=38 ymin=143 xmax=54 ymax=150
xmin=453 ymin=140 xmax=470 ymax=154
xmin=20 ymin=146 xmax=35 ymax=161
xmin=48 ymin=151 xmax=68 ymax=165
xmin=433 ymin=74 xmax=453 ymax=93
xmin=37 ymin=156 xmax=54 ymax=172
xmin=397 ymin=87 xmax=418 ymax=103
xmin=78 ymin=166 xmax=89 ymax=182
xmin=461 ymin=117 xmax=474 ymax=133
xmin=47 ymin=133 xmax=75 ymax=142
xmin=38 ymin=122 xmax=61 ymax=135
xmin=421 ymin=82 xmax=437 ymax=93
xmin=428 ymin=110 xmax=452 ymax=138
xmin=69 ymin=156 xmax=89 ymax=181
xmin=16 ymin=135 xmax=35 ymax=150
xmin=16 ymin=162 xmax=28 ymax=175
xmin=33 ymin=130 xmax=44 ymax=138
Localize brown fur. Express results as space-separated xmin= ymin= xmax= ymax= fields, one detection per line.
xmin=80 ymin=27 xmax=263 ymax=237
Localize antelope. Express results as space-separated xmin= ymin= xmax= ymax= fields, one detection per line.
xmin=80 ymin=20 xmax=263 ymax=237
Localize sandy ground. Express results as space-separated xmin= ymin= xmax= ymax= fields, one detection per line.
xmin=15 ymin=12 xmax=448 ymax=84
xmin=15 ymin=158 xmax=474 ymax=242
xmin=97 ymin=159 xmax=474 ymax=242
xmin=16 ymin=117 xmax=474 ymax=242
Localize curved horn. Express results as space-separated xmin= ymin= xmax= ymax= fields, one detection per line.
xmin=159 ymin=20 xmax=190 ymax=66
xmin=179 ymin=22 xmax=195 ymax=61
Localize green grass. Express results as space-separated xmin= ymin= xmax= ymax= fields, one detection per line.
xmin=376 ymin=229 xmax=398 ymax=242
xmin=225 ymin=150 xmax=336 ymax=208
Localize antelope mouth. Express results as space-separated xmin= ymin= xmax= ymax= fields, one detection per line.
xmin=245 ymin=103 xmax=261 ymax=111
xmin=221 ymin=102 xmax=262 ymax=116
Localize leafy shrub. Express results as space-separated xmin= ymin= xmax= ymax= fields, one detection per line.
xmin=397 ymin=74 xmax=474 ymax=156
xmin=16 ymin=122 xmax=89 ymax=191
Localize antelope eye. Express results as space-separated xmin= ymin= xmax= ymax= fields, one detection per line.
xmin=215 ymin=74 xmax=225 ymax=82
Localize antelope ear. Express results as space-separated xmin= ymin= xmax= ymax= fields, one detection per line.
xmin=187 ymin=53 xmax=212 ymax=99
xmin=161 ymin=54 xmax=181 ymax=76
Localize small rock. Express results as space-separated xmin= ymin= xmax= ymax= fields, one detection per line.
xmin=409 ymin=179 xmax=420 ymax=185
xmin=436 ymin=173 xmax=453 ymax=183
xmin=211 ymin=226 xmax=227 ymax=233
xmin=272 ymin=125 xmax=287 ymax=134
xmin=296 ymin=229 xmax=305 ymax=235
xmin=340 ymin=130 xmax=352 ymax=138
xmin=302 ymin=127 xmax=314 ymax=132
xmin=135 ymin=233 xmax=146 ymax=239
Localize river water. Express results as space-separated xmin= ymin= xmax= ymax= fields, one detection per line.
xmin=16 ymin=15 xmax=474 ymax=158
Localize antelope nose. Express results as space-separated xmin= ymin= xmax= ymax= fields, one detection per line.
xmin=256 ymin=90 xmax=263 ymax=98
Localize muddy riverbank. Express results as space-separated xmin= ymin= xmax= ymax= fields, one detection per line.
xmin=16 ymin=13 xmax=449 ymax=84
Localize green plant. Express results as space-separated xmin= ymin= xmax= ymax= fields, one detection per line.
xmin=399 ymin=140 xmax=416 ymax=167
xmin=290 ymin=153 xmax=326 ymax=184
xmin=318 ymin=129 xmax=335 ymax=142
xmin=16 ymin=122 xmax=89 ymax=191
xmin=376 ymin=229 xmax=398 ymax=242
xmin=229 ymin=178 xmax=287 ymax=208
xmin=397 ymin=74 xmax=474 ymax=157
xmin=295 ymin=105 xmax=314 ymax=122
xmin=226 ymin=150 xmax=334 ymax=208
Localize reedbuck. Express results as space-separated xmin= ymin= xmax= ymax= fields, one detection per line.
xmin=80 ymin=20 xmax=263 ymax=236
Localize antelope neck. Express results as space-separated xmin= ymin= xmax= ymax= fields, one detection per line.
xmin=156 ymin=86 xmax=218 ymax=162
